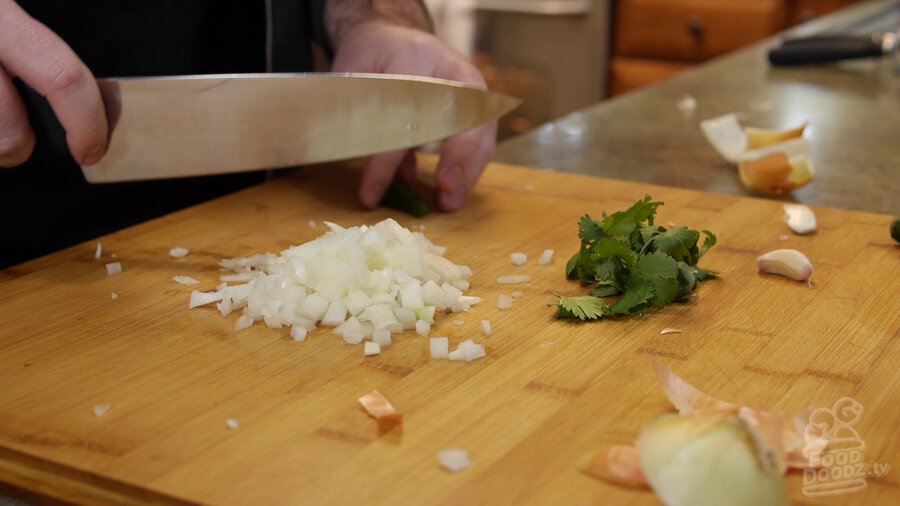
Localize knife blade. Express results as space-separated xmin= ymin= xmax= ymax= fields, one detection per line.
xmin=19 ymin=73 xmax=520 ymax=183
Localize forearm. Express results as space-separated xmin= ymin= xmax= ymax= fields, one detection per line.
xmin=324 ymin=0 xmax=434 ymax=50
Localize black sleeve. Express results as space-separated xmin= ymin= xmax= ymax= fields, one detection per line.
xmin=271 ymin=0 xmax=332 ymax=71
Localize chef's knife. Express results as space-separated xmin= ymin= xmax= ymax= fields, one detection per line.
xmin=18 ymin=73 xmax=520 ymax=183
xmin=768 ymin=32 xmax=898 ymax=66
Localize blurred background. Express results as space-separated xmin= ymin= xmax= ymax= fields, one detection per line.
xmin=424 ymin=0 xmax=863 ymax=140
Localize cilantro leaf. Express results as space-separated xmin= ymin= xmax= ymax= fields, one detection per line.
xmin=590 ymin=285 xmax=620 ymax=297
xmin=650 ymin=227 xmax=699 ymax=264
xmin=591 ymin=238 xmax=637 ymax=268
xmin=555 ymin=196 xmax=718 ymax=321
xmin=602 ymin=196 xmax=662 ymax=237
xmin=379 ymin=179 xmax=431 ymax=217
xmin=557 ymin=295 xmax=610 ymax=320
xmin=609 ymin=277 xmax=653 ymax=314
xmin=699 ymin=230 xmax=717 ymax=258
xmin=631 ymin=251 xmax=680 ymax=308
xmin=578 ymin=215 xmax=605 ymax=243
xmin=592 ymin=257 xmax=622 ymax=292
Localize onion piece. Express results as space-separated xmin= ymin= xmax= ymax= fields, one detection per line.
xmin=364 ymin=341 xmax=381 ymax=356
xmin=173 ymin=275 xmax=200 ymax=285
xmin=676 ymin=94 xmax=697 ymax=115
xmin=700 ymin=113 xmax=747 ymax=163
xmin=458 ymin=339 xmax=485 ymax=361
xmin=235 ymin=314 xmax=254 ymax=330
xmin=372 ymin=329 xmax=392 ymax=346
xmin=745 ymin=122 xmax=806 ymax=150
xmin=358 ymin=390 xmax=403 ymax=427
xmin=226 ymin=418 xmax=239 ymax=430
xmin=93 ymin=404 xmax=111 ymax=417
xmin=497 ymin=275 xmax=531 ymax=285
xmin=110 ymin=292 xmax=118 ymax=300
xmin=510 ymin=252 xmax=527 ymax=266
xmin=510 ymin=290 xmax=523 ymax=298
xmin=415 ymin=319 xmax=431 ymax=337
xmin=94 ymin=241 xmax=102 ymax=259
xmin=737 ymin=150 xmax=814 ymax=195
xmin=481 ymin=320 xmax=492 ymax=336
xmin=660 ymin=327 xmax=683 ymax=335
xmin=290 ymin=325 xmax=307 ymax=342
xmin=430 ymin=337 xmax=449 ymax=359
xmin=189 ymin=290 xmax=224 ymax=309
xmin=652 ymin=360 xmax=825 ymax=472
xmin=652 ymin=359 xmax=738 ymax=416
xmin=169 ymin=246 xmax=189 ymax=258
xmin=105 ymin=262 xmax=122 ymax=276
xmin=438 ymin=448 xmax=470 ymax=473
xmin=637 ymin=414 xmax=790 ymax=506
xmin=497 ymin=295 xmax=513 ymax=310
xmin=578 ymin=445 xmax=648 ymax=488
xmin=538 ymin=249 xmax=554 ymax=265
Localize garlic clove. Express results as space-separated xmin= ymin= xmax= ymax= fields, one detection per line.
xmin=637 ymin=414 xmax=790 ymax=506
xmin=756 ymin=249 xmax=813 ymax=282
xmin=782 ymin=204 xmax=817 ymax=235
xmin=745 ymin=121 xmax=807 ymax=149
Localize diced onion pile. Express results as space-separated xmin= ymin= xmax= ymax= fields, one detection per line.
xmin=190 ymin=219 xmax=481 ymax=347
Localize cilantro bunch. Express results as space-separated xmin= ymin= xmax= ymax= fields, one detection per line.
xmin=557 ymin=196 xmax=717 ymax=320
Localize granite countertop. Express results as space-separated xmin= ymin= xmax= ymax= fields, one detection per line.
xmin=494 ymin=0 xmax=900 ymax=215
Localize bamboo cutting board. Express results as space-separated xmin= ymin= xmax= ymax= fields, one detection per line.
xmin=0 ymin=157 xmax=897 ymax=505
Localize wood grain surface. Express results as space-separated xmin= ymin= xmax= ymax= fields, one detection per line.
xmin=1 ymin=156 xmax=898 ymax=505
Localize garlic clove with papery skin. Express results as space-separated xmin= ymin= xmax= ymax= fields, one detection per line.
xmin=756 ymin=249 xmax=813 ymax=282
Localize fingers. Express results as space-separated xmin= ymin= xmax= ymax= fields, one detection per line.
xmin=0 ymin=65 xmax=35 ymax=167
xmin=0 ymin=0 xmax=107 ymax=165
xmin=359 ymin=149 xmax=408 ymax=208
xmin=436 ymin=121 xmax=497 ymax=211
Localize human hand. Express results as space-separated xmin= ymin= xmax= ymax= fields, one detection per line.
xmin=0 ymin=0 xmax=107 ymax=168
xmin=331 ymin=21 xmax=496 ymax=212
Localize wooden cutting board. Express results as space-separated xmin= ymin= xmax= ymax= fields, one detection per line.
xmin=1 ymin=156 xmax=897 ymax=505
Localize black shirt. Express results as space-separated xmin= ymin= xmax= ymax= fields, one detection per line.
xmin=1 ymin=1 xmax=327 ymax=268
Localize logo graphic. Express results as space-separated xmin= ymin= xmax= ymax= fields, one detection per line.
xmin=802 ymin=397 xmax=890 ymax=497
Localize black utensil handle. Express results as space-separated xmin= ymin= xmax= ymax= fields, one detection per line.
xmin=768 ymin=37 xmax=884 ymax=65
xmin=13 ymin=79 xmax=71 ymax=158
xmin=780 ymin=35 xmax=878 ymax=46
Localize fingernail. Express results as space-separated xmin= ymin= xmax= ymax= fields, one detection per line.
xmin=81 ymin=145 xmax=106 ymax=166
xmin=440 ymin=185 xmax=467 ymax=211
xmin=440 ymin=165 xmax=463 ymax=192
